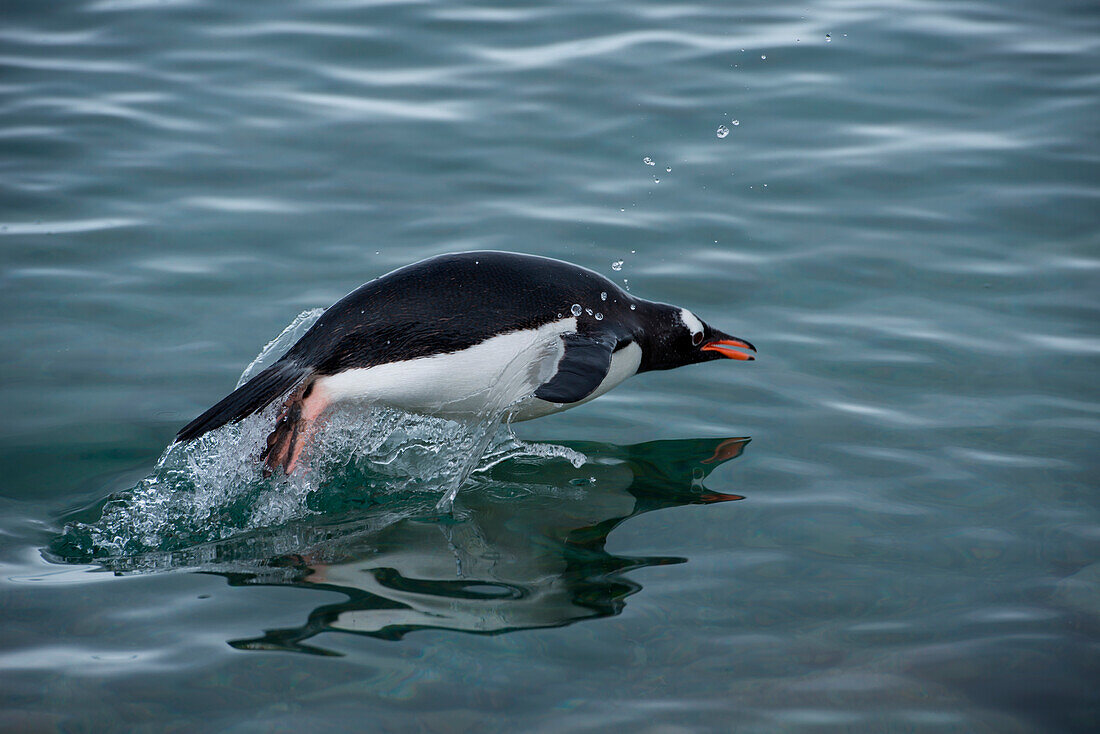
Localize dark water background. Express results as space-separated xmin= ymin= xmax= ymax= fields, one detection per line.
xmin=2 ymin=0 xmax=1099 ymax=731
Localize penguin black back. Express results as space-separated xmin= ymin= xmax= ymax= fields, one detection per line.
xmin=285 ymin=251 xmax=641 ymax=375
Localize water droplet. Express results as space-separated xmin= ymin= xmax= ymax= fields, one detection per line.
xmin=665 ymin=166 xmax=672 ymax=173
xmin=622 ymin=278 xmax=630 ymax=291
xmin=600 ymin=291 xmax=607 ymax=301
xmin=585 ymin=308 xmax=593 ymax=316
xmin=620 ymin=208 xmax=625 ymax=212
xmin=761 ymin=55 xmax=767 ymax=60
xmin=732 ymin=119 xmax=740 ymax=126
xmin=570 ymin=304 xmax=582 ymax=316
xmin=611 ymin=260 xmax=624 ymax=271
xmin=630 ymin=304 xmax=636 ymax=311
xmin=716 ymin=125 xmax=730 ymax=139
xmin=594 ymin=312 xmax=603 ymax=321
xmin=557 ymin=313 xmax=563 ymax=319
xmin=643 ymin=156 xmax=655 ymax=166
xmin=630 ymin=249 xmax=636 ymax=254
xmin=825 ymin=34 xmax=831 ymax=42
xmin=653 ymin=176 xmax=660 ymax=183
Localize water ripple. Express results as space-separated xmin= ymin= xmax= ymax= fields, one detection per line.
xmin=0 ymin=218 xmax=143 ymax=235
xmin=276 ymin=89 xmax=469 ymax=121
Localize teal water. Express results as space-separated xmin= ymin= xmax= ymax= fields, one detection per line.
xmin=2 ymin=0 xmax=1099 ymax=730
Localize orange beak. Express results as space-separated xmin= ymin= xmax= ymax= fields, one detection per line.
xmin=701 ymin=337 xmax=756 ymax=361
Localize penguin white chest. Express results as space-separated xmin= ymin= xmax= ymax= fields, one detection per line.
xmin=314 ymin=318 xmax=642 ymax=422
xmin=316 ymin=318 xmax=577 ymax=417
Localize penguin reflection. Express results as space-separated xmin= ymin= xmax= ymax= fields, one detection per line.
xmin=227 ymin=436 xmax=748 ymax=654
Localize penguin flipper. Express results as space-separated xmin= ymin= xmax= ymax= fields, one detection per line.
xmin=534 ymin=333 xmax=615 ymax=403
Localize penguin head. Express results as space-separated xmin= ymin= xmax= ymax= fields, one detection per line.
xmin=637 ymin=303 xmax=755 ymax=372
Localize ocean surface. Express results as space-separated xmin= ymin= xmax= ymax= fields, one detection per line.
xmin=2 ymin=0 xmax=1098 ymax=731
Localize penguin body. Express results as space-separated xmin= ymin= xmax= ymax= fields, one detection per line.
xmin=177 ymin=251 xmax=754 ymax=473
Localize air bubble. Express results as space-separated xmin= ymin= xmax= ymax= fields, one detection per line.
xmin=630 ymin=304 xmax=636 ymax=310
xmin=665 ymin=166 xmax=672 ymax=173
xmin=611 ymin=260 xmax=624 ymax=271
xmin=653 ymin=176 xmax=660 ymax=183
xmin=761 ymin=54 xmax=767 ymax=60
xmin=600 ymin=291 xmax=607 ymax=301
xmin=716 ymin=125 xmax=729 ymax=139
xmin=585 ymin=308 xmax=593 ymax=316
xmin=571 ymin=304 xmax=582 ymax=316
xmin=732 ymin=119 xmax=740 ymax=126
xmin=825 ymin=34 xmax=831 ymax=42
xmin=594 ymin=312 xmax=603 ymax=321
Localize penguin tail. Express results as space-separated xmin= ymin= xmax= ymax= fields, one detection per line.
xmin=176 ymin=360 xmax=311 ymax=443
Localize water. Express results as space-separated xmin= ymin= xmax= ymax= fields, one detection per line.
xmin=1 ymin=0 xmax=1098 ymax=730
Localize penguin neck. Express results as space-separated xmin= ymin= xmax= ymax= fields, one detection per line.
xmin=633 ymin=300 xmax=681 ymax=373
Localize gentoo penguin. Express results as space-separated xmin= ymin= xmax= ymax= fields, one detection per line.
xmin=176 ymin=251 xmax=755 ymax=474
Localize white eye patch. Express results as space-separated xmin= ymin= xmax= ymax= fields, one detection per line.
xmin=678 ymin=308 xmax=705 ymax=344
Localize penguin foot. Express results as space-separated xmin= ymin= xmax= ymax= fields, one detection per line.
xmin=261 ymin=380 xmax=329 ymax=476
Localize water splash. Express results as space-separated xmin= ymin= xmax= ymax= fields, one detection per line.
xmin=51 ymin=312 xmax=588 ymax=564
xmin=237 ymin=308 xmax=323 ymax=388
xmin=54 ymin=399 xmax=291 ymax=561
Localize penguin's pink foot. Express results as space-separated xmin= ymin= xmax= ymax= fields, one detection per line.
xmin=261 ymin=381 xmax=330 ymax=476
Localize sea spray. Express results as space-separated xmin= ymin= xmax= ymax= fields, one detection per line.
xmin=52 ymin=310 xmax=586 ymax=562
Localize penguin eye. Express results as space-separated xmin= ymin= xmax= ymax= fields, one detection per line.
xmin=691 ymin=330 xmax=703 ymax=346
